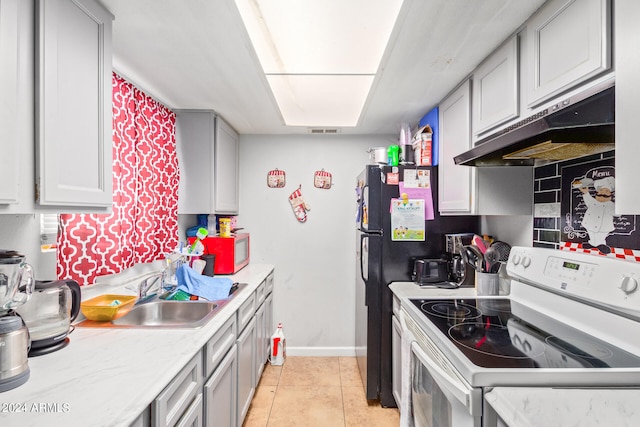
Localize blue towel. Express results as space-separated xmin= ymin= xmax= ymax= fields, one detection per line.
xmin=176 ymin=264 xmax=233 ymax=301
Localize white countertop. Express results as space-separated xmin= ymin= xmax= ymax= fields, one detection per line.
xmin=389 ymin=281 xmax=478 ymax=300
xmin=0 ymin=264 xmax=274 ymax=427
xmin=485 ymin=387 xmax=640 ymax=427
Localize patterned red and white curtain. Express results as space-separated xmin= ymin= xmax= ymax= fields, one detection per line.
xmin=56 ymin=73 xmax=179 ymax=285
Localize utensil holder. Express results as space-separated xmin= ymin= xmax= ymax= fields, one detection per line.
xmin=475 ymin=271 xmax=499 ymax=296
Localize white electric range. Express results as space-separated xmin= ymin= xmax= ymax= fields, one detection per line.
xmin=399 ymin=246 xmax=640 ymax=426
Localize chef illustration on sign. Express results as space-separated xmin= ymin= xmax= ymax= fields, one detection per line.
xmin=576 ymin=176 xmax=617 ymax=254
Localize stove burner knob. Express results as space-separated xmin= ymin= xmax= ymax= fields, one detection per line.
xmin=512 ymin=254 xmax=521 ymax=265
xmin=521 ymin=256 xmax=531 ymax=268
xmin=620 ymin=276 xmax=638 ymax=295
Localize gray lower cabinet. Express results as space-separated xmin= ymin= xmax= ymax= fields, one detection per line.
xmin=254 ymin=279 xmax=268 ymax=381
xmin=204 ymin=345 xmax=237 ymax=427
xmin=237 ymin=316 xmax=257 ymax=425
xmin=264 ymin=292 xmax=274 ymax=364
xmin=391 ymin=314 xmax=402 ymax=409
xmin=255 ymin=301 xmax=266 ymax=381
xmin=153 ymin=353 xmax=203 ymax=427
xmin=134 ymin=271 xmax=275 ymax=427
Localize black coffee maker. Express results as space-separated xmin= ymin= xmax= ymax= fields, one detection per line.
xmin=444 ymin=233 xmax=475 ymax=287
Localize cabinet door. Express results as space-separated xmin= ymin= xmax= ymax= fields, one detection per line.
xmin=526 ymin=0 xmax=611 ymax=107
xmin=237 ymin=317 xmax=256 ymax=425
xmin=614 ymin=0 xmax=640 ymax=214
xmin=254 ymin=301 xmax=266 ymax=382
xmin=438 ymin=79 xmax=476 ymax=214
xmin=204 ymin=346 xmax=237 ymax=427
xmin=176 ymin=110 xmax=215 ymax=214
xmin=36 ymin=0 xmax=113 ymax=207
xmin=472 ymin=35 xmax=519 ymax=137
xmin=214 ymin=118 xmax=239 ymax=214
xmin=0 ymin=0 xmax=20 ymax=204
xmin=391 ymin=314 xmax=402 ymax=409
xmin=265 ymin=292 xmax=273 ymax=362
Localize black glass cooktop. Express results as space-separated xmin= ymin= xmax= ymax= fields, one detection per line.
xmin=410 ymin=298 xmax=640 ymax=369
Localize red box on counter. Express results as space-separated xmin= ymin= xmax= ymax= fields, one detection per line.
xmin=188 ymin=233 xmax=250 ymax=275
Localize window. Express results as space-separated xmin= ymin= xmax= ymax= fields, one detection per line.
xmin=56 ymin=74 xmax=179 ymax=285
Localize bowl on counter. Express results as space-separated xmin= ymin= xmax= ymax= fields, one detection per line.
xmin=80 ymin=294 xmax=137 ymax=321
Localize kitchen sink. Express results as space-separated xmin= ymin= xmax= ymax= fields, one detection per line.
xmin=76 ymin=282 xmax=247 ymax=329
xmin=112 ymin=300 xmax=219 ymax=328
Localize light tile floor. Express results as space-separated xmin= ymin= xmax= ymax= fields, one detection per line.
xmin=243 ymin=356 xmax=400 ymax=427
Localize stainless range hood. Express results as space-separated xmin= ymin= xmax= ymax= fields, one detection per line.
xmin=454 ymin=79 xmax=615 ymax=166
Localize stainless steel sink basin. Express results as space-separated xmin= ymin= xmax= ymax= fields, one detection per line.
xmin=76 ymin=282 xmax=248 ymax=329
xmin=112 ymin=300 xmax=219 ymax=328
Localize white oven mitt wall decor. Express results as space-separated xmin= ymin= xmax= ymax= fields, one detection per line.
xmin=289 ymin=185 xmax=310 ymax=222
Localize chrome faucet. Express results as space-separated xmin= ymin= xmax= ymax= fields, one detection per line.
xmin=138 ymin=271 xmax=166 ymax=300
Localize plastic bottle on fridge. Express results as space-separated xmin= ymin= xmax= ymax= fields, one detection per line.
xmin=270 ymin=322 xmax=286 ymax=366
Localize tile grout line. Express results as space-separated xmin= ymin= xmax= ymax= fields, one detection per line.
xmin=338 ymin=358 xmax=348 ymax=427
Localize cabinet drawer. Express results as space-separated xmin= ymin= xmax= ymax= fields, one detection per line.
xmin=153 ymin=353 xmax=202 ymax=427
xmin=203 ymin=315 xmax=236 ymax=379
xmin=175 ymin=393 xmax=202 ymax=427
xmin=265 ymin=272 xmax=274 ymax=294
xmin=237 ymin=291 xmax=256 ymax=333
xmin=256 ymin=280 xmax=266 ymax=306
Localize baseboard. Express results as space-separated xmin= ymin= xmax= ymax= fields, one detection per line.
xmin=284 ymin=347 xmax=356 ymax=357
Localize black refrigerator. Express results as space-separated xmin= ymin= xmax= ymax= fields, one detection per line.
xmin=355 ymin=165 xmax=478 ymax=407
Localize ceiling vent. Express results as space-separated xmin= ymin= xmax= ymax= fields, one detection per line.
xmin=308 ymin=128 xmax=341 ymax=134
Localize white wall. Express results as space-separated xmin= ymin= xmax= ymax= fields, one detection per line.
xmin=0 ymin=215 xmax=57 ymax=280
xmin=481 ymin=215 xmax=533 ymax=247
xmin=238 ymin=134 xmax=392 ymax=355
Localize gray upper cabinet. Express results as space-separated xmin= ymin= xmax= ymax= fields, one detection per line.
xmin=439 ymin=80 xmax=475 ymax=214
xmin=214 ymin=118 xmax=240 ymax=214
xmin=176 ymin=111 xmax=240 ymax=215
xmin=472 ymin=35 xmax=519 ymax=138
xmin=439 ymin=79 xmax=533 ymax=216
xmin=36 ymin=0 xmax=113 ymax=208
xmin=614 ymin=0 xmax=640 ymax=214
xmin=0 ymin=0 xmax=25 ymax=205
xmin=526 ymin=0 xmax=611 ymax=107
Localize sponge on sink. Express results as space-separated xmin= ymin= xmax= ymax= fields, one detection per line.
xmin=175 ymin=264 xmax=233 ymax=301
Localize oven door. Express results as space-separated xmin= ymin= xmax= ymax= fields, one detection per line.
xmin=410 ymin=341 xmax=482 ymax=427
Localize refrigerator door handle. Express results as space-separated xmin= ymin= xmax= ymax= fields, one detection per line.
xmin=360 ymin=233 xmax=373 ymax=307
xmin=359 ymin=183 xmax=369 ymax=231
xmin=360 ymin=233 xmax=367 ymax=284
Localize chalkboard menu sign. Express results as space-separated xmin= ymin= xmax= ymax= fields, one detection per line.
xmin=561 ymin=158 xmax=639 ymax=253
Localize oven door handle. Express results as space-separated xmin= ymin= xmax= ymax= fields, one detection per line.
xmin=410 ymin=341 xmax=482 ymax=416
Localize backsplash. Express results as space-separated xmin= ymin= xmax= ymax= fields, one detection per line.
xmin=534 ymin=150 xmax=623 ymax=250
xmin=533 ymin=151 xmax=640 ymax=260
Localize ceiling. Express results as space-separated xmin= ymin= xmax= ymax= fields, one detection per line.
xmin=97 ymin=0 xmax=547 ymax=136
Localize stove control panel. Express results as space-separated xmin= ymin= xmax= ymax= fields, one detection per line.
xmin=507 ymin=246 xmax=640 ymax=318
